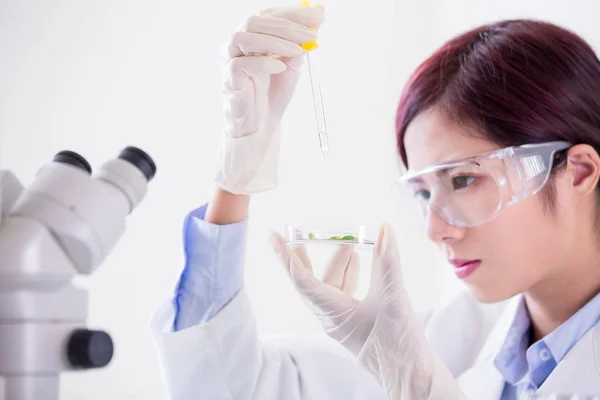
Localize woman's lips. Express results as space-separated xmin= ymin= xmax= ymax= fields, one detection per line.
xmin=449 ymin=259 xmax=481 ymax=279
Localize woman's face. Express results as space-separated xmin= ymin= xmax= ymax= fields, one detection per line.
xmin=403 ymin=108 xmax=580 ymax=303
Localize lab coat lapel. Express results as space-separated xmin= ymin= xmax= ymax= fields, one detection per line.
xmin=537 ymin=322 xmax=600 ymax=395
xmin=457 ymin=360 xmax=505 ymax=400
xmin=458 ymin=294 xmax=523 ymax=400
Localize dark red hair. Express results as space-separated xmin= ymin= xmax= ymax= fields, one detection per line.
xmin=396 ymin=19 xmax=600 ymax=169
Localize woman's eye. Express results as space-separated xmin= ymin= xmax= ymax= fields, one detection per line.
xmin=414 ymin=189 xmax=431 ymax=200
xmin=452 ymin=175 xmax=476 ymax=189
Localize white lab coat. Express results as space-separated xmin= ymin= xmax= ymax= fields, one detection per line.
xmin=150 ymin=288 xmax=600 ymax=399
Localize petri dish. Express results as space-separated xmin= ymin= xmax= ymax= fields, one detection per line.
xmin=285 ymin=225 xmax=375 ymax=247
xmin=284 ymin=224 xmax=374 ymax=300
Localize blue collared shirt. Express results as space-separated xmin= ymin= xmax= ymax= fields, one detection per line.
xmin=171 ymin=203 xmax=247 ymax=331
xmin=496 ymin=292 xmax=600 ymax=399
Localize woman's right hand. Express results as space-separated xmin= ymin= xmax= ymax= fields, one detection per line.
xmin=214 ymin=4 xmax=325 ymax=195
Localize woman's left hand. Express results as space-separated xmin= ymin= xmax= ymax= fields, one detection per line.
xmin=269 ymin=223 xmax=466 ymax=400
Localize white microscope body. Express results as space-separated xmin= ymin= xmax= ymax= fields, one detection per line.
xmin=0 ymin=147 xmax=156 ymax=400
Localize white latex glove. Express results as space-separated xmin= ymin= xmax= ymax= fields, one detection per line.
xmin=214 ymin=4 xmax=325 ymax=195
xmin=269 ymin=224 xmax=466 ymax=400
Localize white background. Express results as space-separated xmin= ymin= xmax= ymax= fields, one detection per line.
xmin=1 ymin=0 xmax=599 ymax=398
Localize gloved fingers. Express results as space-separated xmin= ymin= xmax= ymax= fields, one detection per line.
xmin=288 ymin=252 xmax=356 ymax=311
xmin=243 ymin=13 xmax=319 ymax=46
xmin=288 ymin=251 xmax=324 ymax=292
xmin=277 ymin=55 xmax=304 ymax=71
xmin=322 ymin=245 xmax=353 ymax=290
xmin=226 ymin=30 xmax=305 ymax=60
xmin=292 ymin=253 xmax=365 ymax=346
xmin=258 ymin=4 xmax=325 ymax=30
xmin=221 ymin=4 xmax=324 ymax=60
xmin=369 ymin=223 xmax=406 ymax=298
xmin=291 ymin=245 xmax=314 ymax=275
xmin=269 ymin=230 xmax=297 ymax=274
xmin=269 ymin=231 xmax=315 ymax=277
xmin=269 ymin=231 xmax=355 ymax=306
xmin=342 ymin=250 xmax=360 ymax=297
xmin=226 ymin=56 xmax=287 ymax=91
xmin=269 ymin=231 xmax=360 ymax=298
xmin=269 ymin=230 xmax=362 ymax=314
xmin=322 ymin=245 xmax=360 ymax=297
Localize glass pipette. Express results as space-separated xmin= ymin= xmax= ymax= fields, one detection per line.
xmin=306 ymin=51 xmax=328 ymax=158
xmin=300 ymin=1 xmax=328 ymax=158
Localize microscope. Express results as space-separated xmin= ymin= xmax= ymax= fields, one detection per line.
xmin=0 ymin=147 xmax=156 ymax=400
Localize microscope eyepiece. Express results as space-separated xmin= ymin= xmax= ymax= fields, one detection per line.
xmin=118 ymin=147 xmax=156 ymax=181
xmin=53 ymin=150 xmax=92 ymax=174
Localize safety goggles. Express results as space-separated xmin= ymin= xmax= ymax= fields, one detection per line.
xmin=395 ymin=141 xmax=572 ymax=228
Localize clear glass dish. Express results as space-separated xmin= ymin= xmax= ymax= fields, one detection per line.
xmin=284 ymin=224 xmax=374 ymax=300
xmin=284 ymin=225 xmax=374 ymax=246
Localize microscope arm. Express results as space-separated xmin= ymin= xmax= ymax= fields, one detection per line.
xmin=0 ymin=171 xmax=25 ymax=219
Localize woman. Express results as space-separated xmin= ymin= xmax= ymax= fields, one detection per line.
xmin=151 ymin=4 xmax=600 ymax=399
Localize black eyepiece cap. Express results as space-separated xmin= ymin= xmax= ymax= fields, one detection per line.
xmin=118 ymin=147 xmax=156 ymax=181
xmin=53 ymin=150 xmax=92 ymax=174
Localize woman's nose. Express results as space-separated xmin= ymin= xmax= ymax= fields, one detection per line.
xmin=425 ymin=206 xmax=467 ymax=243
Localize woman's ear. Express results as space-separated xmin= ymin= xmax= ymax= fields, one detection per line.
xmin=566 ymin=144 xmax=600 ymax=196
